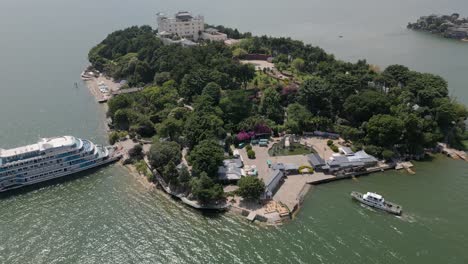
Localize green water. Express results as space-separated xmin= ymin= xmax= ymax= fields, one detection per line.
xmin=1 ymin=0 xmax=468 ymax=263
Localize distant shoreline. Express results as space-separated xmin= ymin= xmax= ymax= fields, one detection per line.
xmin=407 ymin=13 xmax=468 ymax=42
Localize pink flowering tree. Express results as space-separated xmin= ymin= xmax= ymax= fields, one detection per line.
xmin=236 ymin=131 xmax=252 ymax=142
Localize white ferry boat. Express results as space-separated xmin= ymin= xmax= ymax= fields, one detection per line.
xmin=0 ymin=136 xmax=121 ymax=192
xmin=351 ymin=191 xmax=402 ymax=215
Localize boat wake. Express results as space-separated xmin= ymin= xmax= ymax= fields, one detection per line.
xmin=395 ymin=213 xmax=417 ymax=223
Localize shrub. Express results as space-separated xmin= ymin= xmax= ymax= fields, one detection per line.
xmin=364 ymin=145 xmax=383 ymax=158
xmin=135 ymin=160 xmax=149 ymax=175
xmin=109 ymin=131 xmax=128 ymax=145
xmin=246 ymin=144 xmax=252 ymax=151
xmin=128 ymin=144 xmax=143 ymax=160
xmin=109 ymin=132 xmax=119 ymax=145
xmin=330 ymin=145 xmax=339 ymax=153
xmin=247 ymin=149 xmax=256 ymax=159
xmin=382 ymin=149 xmax=395 ymax=161
xmin=327 ymin=139 xmax=334 ymax=146
xmin=146 ymin=172 xmax=155 ymax=182
xmin=298 ymin=165 xmax=314 ymax=173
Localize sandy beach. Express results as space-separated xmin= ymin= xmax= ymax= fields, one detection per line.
xmin=83 ymin=74 xmax=122 ymax=102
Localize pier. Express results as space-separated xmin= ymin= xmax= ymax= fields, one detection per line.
xmin=438 ymin=142 xmax=467 ymax=161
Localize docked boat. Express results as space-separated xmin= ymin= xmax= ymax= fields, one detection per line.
xmin=0 ymin=136 xmax=122 ymax=192
xmin=351 ymin=191 xmax=402 ymax=215
xmin=81 ymin=71 xmax=94 ymax=80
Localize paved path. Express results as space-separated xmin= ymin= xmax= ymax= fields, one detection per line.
xmin=305 ymin=172 xmax=336 ymax=184
xmin=273 ymin=174 xmax=311 ymax=210
xmin=300 ymin=137 xmax=336 ymax=160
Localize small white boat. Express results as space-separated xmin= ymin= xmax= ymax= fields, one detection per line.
xmin=351 ymin=191 xmax=402 ymax=215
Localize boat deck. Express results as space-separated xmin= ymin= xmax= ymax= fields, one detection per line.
xmin=351 ymin=191 xmax=402 ymax=215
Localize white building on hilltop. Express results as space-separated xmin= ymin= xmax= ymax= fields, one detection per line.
xmin=157 ymin=11 xmax=205 ymax=40
xmin=201 ymin=28 xmax=228 ymax=42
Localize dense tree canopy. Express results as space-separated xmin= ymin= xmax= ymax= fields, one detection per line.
xmin=343 ymin=90 xmax=391 ymax=125
xmin=187 ymin=140 xmax=224 ymax=177
xmin=298 ymin=76 xmax=332 ymax=116
xmin=260 ymin=87 xmax=284 ymax=123
xmin=365 ymin=114 xmax=405 ymax=148
xmin=148 ymin=141 xmax=181 ymax=171
xmin=93 ymin=24 xmax=467 ymax=202
xmin=190 ymin=172 xmax=224 ymax=203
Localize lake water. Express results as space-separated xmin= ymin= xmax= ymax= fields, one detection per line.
xmin=0 ymin=0 xmax=467 ymax=263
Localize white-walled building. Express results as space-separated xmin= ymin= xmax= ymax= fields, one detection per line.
xmin=201 ymin=28 xmax=228 ymax=42
xmin=157 ymin=11 xmax=204 ymax=40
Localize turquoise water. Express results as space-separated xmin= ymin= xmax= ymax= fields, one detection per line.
xmin=0 ymin=0 xmax=467 ymax=263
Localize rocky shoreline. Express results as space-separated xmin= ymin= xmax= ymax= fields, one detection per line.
xmin=407 ymin=13 xmax=468 ymax=41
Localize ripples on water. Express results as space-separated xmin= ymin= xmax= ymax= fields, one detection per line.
xmin=1 ymin=159 xmax=468 ymax=264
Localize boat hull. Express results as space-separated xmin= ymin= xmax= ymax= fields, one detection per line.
xmin=0 ymin=153 xmax=121 ymax=193
xmin=351 ymin=191 xmax=402 ymax=215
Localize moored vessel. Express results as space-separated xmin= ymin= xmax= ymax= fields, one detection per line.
xmin=351 ymin=191 xmax=402 ymax=215
xmin=0 ymin=136 xmax=121 ymax=192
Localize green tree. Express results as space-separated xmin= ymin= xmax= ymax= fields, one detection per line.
xmin=178 ymin=165 xmax=192 ymax=191
xmin=330 ymin=73 xmax=361 ymax=113
xmin=141 ymin=85 xmax=179 ymax=112
xmin=156 ymin=117 xmax=183 ymax=141
xmin=163 ymin=161 xmax=179 ymax=186
xmin=399 ymin=113 xmax=426 ymax=154
xmin=190 ymin=172 xmax=224 ymax=203
xmin=179 ymin=68 xmax=213 ymax=100
xmin=237 ymin=64 xmax=255 ymax=88
xmin=275 ymin=62 xmax=287 ymax=71
xmin=232 ymin=48 xmax=247 ymax=58
xmin=364 ymin=145 xmax=383 ymax=157
xmin=108 ymin=95 xmax=132 ymax=118
xmin=434 ymin=98 xmax=462 ymax=131
xmin=148 ymin=141 xmax=181 ymax=171
xmin=132 ymin=116 xmax=155 ymax=137
xmin=188 ymin=140 xmax=225 ymax=177
xmin=406 ymin=73 xmax=448 ymax=107
xmin=335 ymin=125 xmax=364 ymax=142
xmin=220 ymin=90 xmax=252 ymax=128
xmin=291 ymin=58 xmax=305 ymax=72
xmin=298 ymin=76 xmax=332 ymax=116
xmin=113 ymin=109 xmax=132 ymax=130
xmin=109 ymin=131 xmax=120 ymax=145
xmin=273 ymin=54 xmax=289 ymax=64
xmin=366 ymin=114 xmax=404 ymax=148
xmin=343 ymin=90 xmax=390 ymax=124
xmin=286 ymin=103 xmax=313 ymax=133
xmin=201 ymin=82 xmax=222 ymax=105
xmin=382 ymin=64 xmax=410 ymax=85
xmin=237 ymin=176 xmax=265 ymax=200
xmin=154 ymin=71 xmax=172 ymax=85
xmin=184 ymin=112 xmax=225 ymax=148
xmin=260 ymin=87 xmax=284 ymax=123
xmin=382 ymin=149 xmax=395 ymax=161
xmin=128 ymin=144 xmax=143 ymax=160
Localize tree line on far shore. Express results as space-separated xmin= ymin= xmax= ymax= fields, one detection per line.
xmin=92 ymin=25 xmax=467 ymax=203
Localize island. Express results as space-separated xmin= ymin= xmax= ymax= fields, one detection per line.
xmin=84 ymin=11 xmax=467 ymax=224
xmin=407 ymin=13 xmax=468 ymax=40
